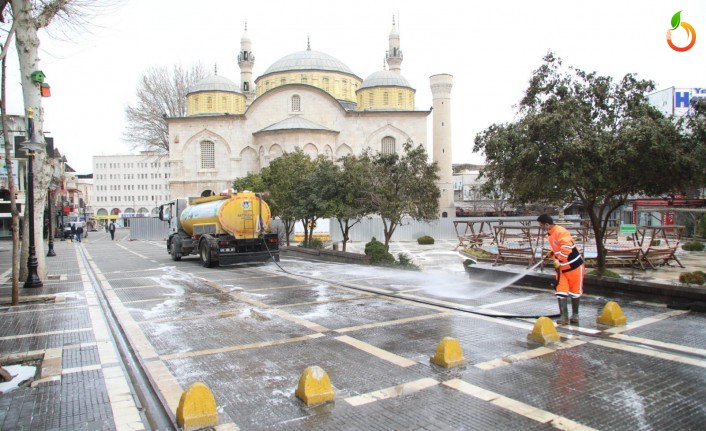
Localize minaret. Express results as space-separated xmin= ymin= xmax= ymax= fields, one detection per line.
xmin=238 ymin=22 xmax=256 ymax=106
xmin=430 ymin=74 xmax=454 ymax=216
xmin=385 ymin=15 xmax=403 ymax=74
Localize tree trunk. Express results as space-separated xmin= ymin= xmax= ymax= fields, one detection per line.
xmin=587 ymin=208 xmax=607 ymax=275
xmin=1 ymin=53 xmax=20 ymax=305
xmin=12 ymin=0 xmax=50 ymax=282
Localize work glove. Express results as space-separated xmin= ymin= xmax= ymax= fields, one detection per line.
xmin=553 ymin=259 xmax=561 ymax=270
xmin=546 ymin=251 xmax=554 ymax=259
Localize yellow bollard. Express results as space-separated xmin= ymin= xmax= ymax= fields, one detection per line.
xmin=430 ymin=337 xmax=467 ymax=368
xmin=295 ymin=366 xmax=335 ymax=406
xmin=597 ymin=301 xmax=627 ymax=326
xmin=527 ymin=316 xmax=561 ymax=345
xmin=176 ymin=382 xmax=218 ymax=431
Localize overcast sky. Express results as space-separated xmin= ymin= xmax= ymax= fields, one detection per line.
xmin=4 ymin=0 xmax=704 ymax=174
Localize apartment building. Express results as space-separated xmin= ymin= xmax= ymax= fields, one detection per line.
xmin=92 ymin=151 xmax=170 ymax=226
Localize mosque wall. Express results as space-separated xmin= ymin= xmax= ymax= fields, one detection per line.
xmin=255 ymin=71 xmax=361 ymax=103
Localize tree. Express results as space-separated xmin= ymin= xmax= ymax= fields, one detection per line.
xmin=363 ymin=140 xmax=440 ymax=249
xmin=473 ymin=53 xmax=703 ymax=274
xmin=293 ymin=156 xmax=338 ymax=247
xmin=2 ymin=1 xmax=120 ymax=292
xmin=260 ymin=148 xmax=314 ymax=246
xmin=331 ymin=155 xmax=369 ymax=252
xmin=232 ymin=172 xmax=265 ymax=193
xmin=123 ymin=63 xmax=206 ymax=153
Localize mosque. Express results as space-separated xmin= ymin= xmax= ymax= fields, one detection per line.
xmin=166 ymin=19 xmax=455 ymax=215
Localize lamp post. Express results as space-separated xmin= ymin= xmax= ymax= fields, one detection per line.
xmin=59 ymin=155 xmax=66 ymax=241
xmin=46 ymin=188 xmax=55 ymax=256
xmin=22 ymin=136 xmax=44 ymax=288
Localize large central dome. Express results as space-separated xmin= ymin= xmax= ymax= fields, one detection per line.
xmin=262 ymin=50 xmax=355 ymax=76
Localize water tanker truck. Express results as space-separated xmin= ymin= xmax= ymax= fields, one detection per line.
xmin=159 ymin=191 xmax=279 ymax=267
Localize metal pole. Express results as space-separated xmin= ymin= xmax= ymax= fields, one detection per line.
xmin=47 ymin=188 xmax=55 ymax=256
xmin=24 ymin=146 xmax=43 ymax=288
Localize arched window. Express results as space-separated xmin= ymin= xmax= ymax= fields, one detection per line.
xmin=381 ymin=136 xmax=396 ymax=154
xmin=368 ymin=93 xmax=374 ymax=107
xmin=200 ymin=141 xmax=215 ymax=169
xmin=383 ymin=92 xmax=389 ymax=105
xmin=291 ymin=95 xmax=301 ymax=112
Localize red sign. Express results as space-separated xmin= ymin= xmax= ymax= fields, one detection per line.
xmin=62 ymin=206 xmax=71 ymax=213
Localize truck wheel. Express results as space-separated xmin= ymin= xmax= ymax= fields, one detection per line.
xmin=170 ymin=241 xmax=182 ymax=261
xmin=200 ymin=242 xmax=215 ymax=268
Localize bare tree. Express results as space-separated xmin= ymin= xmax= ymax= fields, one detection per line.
xmin=123 ymin=63 xmax=207 ymax=153
xmin=3 ymin=0 xmax=123 ymax=287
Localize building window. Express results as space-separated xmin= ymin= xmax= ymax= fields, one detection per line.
xmin=291 ymin=95 xmax=301 ymax=112
xmin=200 ymin=141 xmax=215 ymax=169
xmin=368 ymin=93 xmax=374 ymax=107
xmin=398 ymin=93 xmax=404 ymax=107
xmin=301 ymin=75 xmax=307 ymax=84
xmin=383 ymin=92 xmax=389 ymax=105
xmin=381 ymin=136 xmax=395 ymax=154
xmin=342 ymin=79 xmax=348 ymax=98
xmin=322 ymin=77 xmax=329 ymax=92
xmin=207 ymin=96 xmax=213 ymax=109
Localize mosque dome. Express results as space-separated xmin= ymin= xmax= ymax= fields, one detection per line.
xmin=262 ymin=50 xmax=355 ymax=76
xmin=188 ymin=74 xmax=241 ymax=94
xmin=359 ymin=69 xmax=412 ymax=90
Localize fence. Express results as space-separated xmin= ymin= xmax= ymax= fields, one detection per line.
xmin=129 ymin=217 xmax=169 ymax=241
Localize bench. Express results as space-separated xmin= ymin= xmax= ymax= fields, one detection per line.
xmin=641 ymin=246 xmax=683 ymax=269
xmin=493 ymin=245 xmax=537 ymax=267
xmin=604 ymin=246 xmax=644 ymax=269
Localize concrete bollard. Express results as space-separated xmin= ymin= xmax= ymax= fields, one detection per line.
xmin=527 ymin=316 xmax=560 ymax=345
xmin=295 ymin=366 xmax=335 ymax=406
xmin=597 ymin=301 xmax=627 ymax=326
xmin=430 ymin=337 xmax=467 ymax=368
xmin=176 ymin=382 xmax=218 ymax=431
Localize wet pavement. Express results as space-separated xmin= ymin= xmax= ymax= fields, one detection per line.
xmin=1 ymin=233 xmax=706 ymax=430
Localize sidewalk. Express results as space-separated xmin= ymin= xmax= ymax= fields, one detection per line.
xmin=0 ymin=235 xmax=144 ymax=430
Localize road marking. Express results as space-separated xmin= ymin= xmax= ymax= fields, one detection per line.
xmin=478 ymin=295 xmax=537 ymax=309
xmin=160 ymin=333 xmax=326 ymax=361
xmin=116 ymin=243 xmax=149 ymax=259
xmin=475 ymin=339 xmax=586 ymax=370
xmin=590 ymin=339 xmax=706 ymax=368
xmin=345 ymin=378 xmax=438 ymax=406
xmin=609 ymin=333 xmax=706 ymax=357
xmin=0 ymin=327 xmax=91 ymax=341
xmin=603 ymin=309 xmax=690 ymax=334
xmin=335 ymin=335 xmax=417 ymax=367
xmin=444 ymin=379 xmax=599 ymax=430
xmin=267 ymin=308 xmax=330 ymax=332
xmin=271 ymin=294 xmax=374 ymax=310
xmin=334 ymin=312 xmax=450 ymax=334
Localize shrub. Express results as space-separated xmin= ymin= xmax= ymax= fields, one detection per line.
xmin=364 ymin=238 xmax=395 ymax=265
xmin=417 ymin=235 xmax=435 ymax=245
xmin=679 ymin=271 xmax=706 ymax=285
xmin=463 ymin=259 xmax=475 ymax=267
xmin=682 ymin=241 xmax=705 ymax=252
xmin=397 ymin=253 xmax=420 ymax=270
xmin=650 ymin=239 xmax=661 ymax=246
xmin=299 ymin=238 xmax=324 ymax=249
xmin=587 ymin=269 xmax=621 ymax=278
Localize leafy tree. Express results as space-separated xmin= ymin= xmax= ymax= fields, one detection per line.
xmin=331 ymin=155 xmax=368 ymax=252
xmin=293 ymin=156 xmax=338 ymax=247
xmin=473 ymin=53 xmax=703 ymax=274
xmin=123 ymin=63 xmax=206 ymax=153
xmin=260 ymin=148 xmax=314 ymax=246
xmin=232 ymin=172 xmax=265 ymax=193
xmin=362 ymin=140 xmax=440 ymax=250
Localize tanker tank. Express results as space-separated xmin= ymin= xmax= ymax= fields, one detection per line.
xmin=179 ymin=192 xmax=272 ymax=239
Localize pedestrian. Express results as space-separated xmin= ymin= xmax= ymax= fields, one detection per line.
xmin=109 ymin=221 xmax=116 ymax=241
xmin=105 ymin=223 xmax=109 ymax=233
xmin=70 ymin=223 xmax=76 ymax=241
xmin=76 ymin=225 xmax=84 ymax=243
xmin=537 ymin=214 xmax=585 ymax=325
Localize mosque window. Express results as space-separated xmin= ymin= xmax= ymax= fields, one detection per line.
xmin=200 ymin=141 xmax=215 ymax=169
xmin=301 ymin=75 xmax=307 ymax=84
xmin=383 ymin=92 xmax=389 ymax=105
xmin=381 ymin=136 xmax=396 ymax=154
xmin=323 ymin=78 xmax=330 ymax=92
xmin=342 ymin=79 xmax=348 ymax=98
xmin=368 ymin=93 xmax=374 ymax=107
xmin=398 ymin=93 xmax=404 ymax=107
xmin=207 ymin=96 xmax=213 ymax=110
xmin=291 ymin=95 xmax=301 ymax=112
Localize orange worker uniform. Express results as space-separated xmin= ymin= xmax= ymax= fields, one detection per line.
xmin=547 ymin=224 xmax=584 ymax=298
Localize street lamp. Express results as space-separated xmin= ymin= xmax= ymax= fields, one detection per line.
xmin=21 ymin=136 xmax=44 ymax=288
xmin=46 ymin=188 xmax=55 ymax=256
xmin=59 ymin=155 xmax=66 ymax=241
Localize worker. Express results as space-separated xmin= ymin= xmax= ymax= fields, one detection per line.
xmin=537 ymin=214 xmax=584 ymax=325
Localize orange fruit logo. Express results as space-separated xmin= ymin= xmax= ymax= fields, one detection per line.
xmin=667 ymin=11 xmax=696 ymax=52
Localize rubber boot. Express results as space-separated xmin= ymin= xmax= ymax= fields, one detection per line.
xmin=556 ymin=297 xmax=569 ymax=325
xmin=570 ymin=297 xmax=580 ymax=324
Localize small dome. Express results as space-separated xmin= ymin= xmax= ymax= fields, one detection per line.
xmin=358 ymin=70 xmax=411 ymax=90
xmin=263 ymin=50 xmax=355 ymax=76
xmin=188 ymin=75 xmax=241 ymax=94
